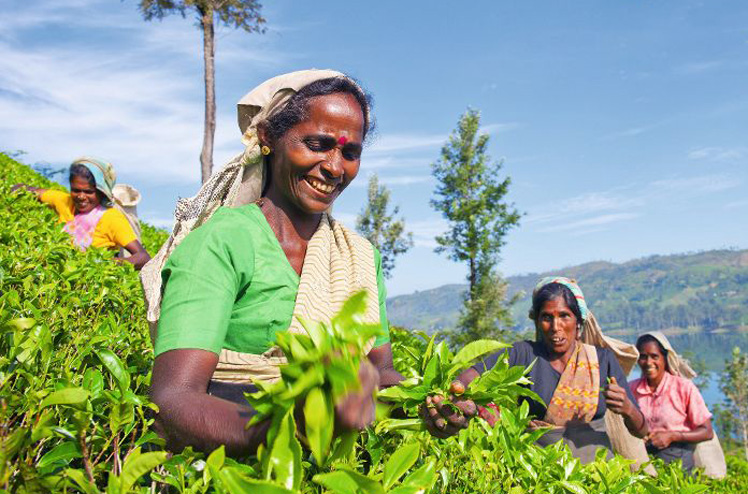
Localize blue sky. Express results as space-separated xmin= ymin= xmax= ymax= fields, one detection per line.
xmin=2 ymin=0 xmax=747 ymax=296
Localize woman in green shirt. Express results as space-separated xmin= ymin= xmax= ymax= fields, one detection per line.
xmin=147 ymin=71 xmax=402 ymax=456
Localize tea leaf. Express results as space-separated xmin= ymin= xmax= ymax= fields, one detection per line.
xmin=383 ymin=442 xmax=420 ymax=489
xmin=40 ymin=387 xmax=89 ymax=408
xmin=304 ymin=386 xmax=333 ymax=466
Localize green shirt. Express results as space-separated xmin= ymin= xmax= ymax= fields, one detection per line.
xmin=155 ymin=204 xmax=389 ymax=357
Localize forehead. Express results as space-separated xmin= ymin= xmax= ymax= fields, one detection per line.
xmin=296 ymin=93 xmax=365 ymax=138
xmin=539 ymin=296 xmax=572 ymax=313
xmin=639 ymin=341 xmax=664 ymax=355
xmin=70 ymin=176 xmax=95 ymax=189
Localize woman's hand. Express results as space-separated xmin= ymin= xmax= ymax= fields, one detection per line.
xmin=603 ymin=377 xmax=635 ymax=417
xmin=419 ymin=381 xmax=478 ymax=438
xmin=10 ymin=183 xmax=44 ymax=195
xmin=334 ymin=360 xmax=379 ymax=430
xmin=477 ymin=403 xmax=500 ymax=427
xmin=648 ymin=431 xmax=679 ymax=449
xmin=604 ymin=377 xmax=648 ymax=438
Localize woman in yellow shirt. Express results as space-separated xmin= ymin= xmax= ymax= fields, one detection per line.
xmin=12 ymin=157 xmax=150 ymax=270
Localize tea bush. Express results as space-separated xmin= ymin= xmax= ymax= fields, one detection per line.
xmin=1 ymin=153 xmax=746 ymax=493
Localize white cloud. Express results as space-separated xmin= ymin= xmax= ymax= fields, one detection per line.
xmin=675 ymin=60 xmax=725 ymax=75
xmin=537 ymin=213 xmax=639 ymax=233
xmin=367 ymin=133 xmax=447 ymax=154
xmin=479 ymin=122 xmax=522 ymax=134
xmin=359 ymin=156 xmax=431 ymax=170
xmin=350 ymin=175 xmax=432 ymax=188
xmin=526 ymin=189 xmax=643 ymax=225
xmin=527 ymin=173 xmax=742 ymax=234
xmin=0 ymin=0 xmax=286 ymax=185
xmin=380 ymin=175 xmax=433 ymax=186
xmin=651 ymin=175 xmax=741 ymax=193
xmin=687 ymin=147 xmax=746 ymax=163
xmin=603 ymin=123 xmax=659 ymax=140
xmin=368 ymin=122 xmax=520 ymax=155
xmin=407 ymin=218 xmax=448 ymax=248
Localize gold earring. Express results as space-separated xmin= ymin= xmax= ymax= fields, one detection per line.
xmin=261 ymin=145 xmax=271 ymax=156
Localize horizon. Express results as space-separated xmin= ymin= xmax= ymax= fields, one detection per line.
xmin=387 ymin=245 xmax=748 ymax=297
xmin=3 ymin=0 xmax=747 ymax=296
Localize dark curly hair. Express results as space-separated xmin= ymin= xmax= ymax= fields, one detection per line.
xmin=261 ymin=76 xmax=374 ymax=144
xmin=530 ymin=282 xmax=583 ymax=325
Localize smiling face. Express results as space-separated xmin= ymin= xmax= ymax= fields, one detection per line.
xmin=638 ymin=340 xmax=667 ymax=385
xmin=263 ymin=92 xmax=364 ymax=214
xmin=70 ymin=176 xmax=101 ymax=214
xmin=537 ymin=297 xmax=580 ymax=357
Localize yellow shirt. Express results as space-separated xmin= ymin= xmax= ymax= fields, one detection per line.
xmin=39 ymin=190 xmax=137 ymax=249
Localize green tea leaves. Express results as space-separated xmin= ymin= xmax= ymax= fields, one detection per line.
xmin=40 ymin=387 xmax=90 ymax=408
xmin=383 ymin=443 xmax=420 ymax=490
xmin=305 ymin=387 xmax=334 ymax=466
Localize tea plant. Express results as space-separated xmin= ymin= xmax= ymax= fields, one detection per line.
xmin=1 ymin=153 xmax=746 ymax=493
xmin=378 ymin=335 xmax=539 ymax=428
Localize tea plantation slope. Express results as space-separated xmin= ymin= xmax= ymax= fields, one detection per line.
xmin=0 ymin=154 xmax=745 ymax=493
xmin=1 ymin=154 xmax=169 ymax=490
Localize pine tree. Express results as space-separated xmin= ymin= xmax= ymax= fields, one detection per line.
xmin=138 ymin=0 xmax=266 ymax=183
xmin=452 ymin=270 xmax=521 ymax=346
xmin=431 ymin=108 xmax=521 ymax=343
xmin=356 ymin=174 xmax=413 ymax=279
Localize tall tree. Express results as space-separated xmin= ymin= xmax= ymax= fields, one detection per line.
xmin=431 ymin=108 xmax=521 ymax=342
xmin=452 ymin=270 xmax=521 ymax=346
xmin=356 ymin=174 xmax=413 ymax=279
xmin=138 ymin=0 xmax=266 ymax=183
xmin=719 ymin=346 xmax=748 ymax=460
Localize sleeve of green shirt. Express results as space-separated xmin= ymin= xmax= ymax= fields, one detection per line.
xmin=373 ymin=247 xmax=390 ymax=347
xmin=154 ymin=210 xmax=254 ymax=357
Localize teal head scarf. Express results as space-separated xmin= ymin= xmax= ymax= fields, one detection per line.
xmin=529 ymin=276 xmax=589 ymax=321
xmin=70 ymin=157 xmax=117 ymax=206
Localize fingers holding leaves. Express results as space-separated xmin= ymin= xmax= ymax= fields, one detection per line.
xmin=420 ymin=392 xmax=477 ymax=438
xmin=334 ymin=360 xmax=379 ymax=430
xmin=603 ymin=376 xmax=629 ymax=415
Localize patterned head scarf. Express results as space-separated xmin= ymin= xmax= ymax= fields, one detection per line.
xmin=235 ymin=69 xmax=359 ymax=167
xmin=71 ymin=156 xmax=116 ymax=206
xmin=529 ymin=276 xmax=589 ymax=322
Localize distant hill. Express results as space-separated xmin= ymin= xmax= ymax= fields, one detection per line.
xmin=386 ymin=249 xmax=748 ymax=335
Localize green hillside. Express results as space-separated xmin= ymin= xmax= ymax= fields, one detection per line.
xmin=387 ymin=250 xmax=748 ymax=335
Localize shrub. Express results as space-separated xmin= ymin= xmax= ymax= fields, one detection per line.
xmin=1 ymin=153 xmax=745 ymax=492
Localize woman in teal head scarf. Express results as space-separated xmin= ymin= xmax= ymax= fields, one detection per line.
xmin=11 ymin=156 xmax=150 ymax=270
xmin=421 ymin=277 xmax=648 ymax=465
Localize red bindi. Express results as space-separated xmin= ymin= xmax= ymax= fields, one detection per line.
xmin=337 ymin=136 xmax=348 ymax=146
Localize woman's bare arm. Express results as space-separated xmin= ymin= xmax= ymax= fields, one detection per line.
xmin=150 ymin=349 xmax=270 ymax=457
xmin=10 ymin=183 xmax=46 ymax=197
xmin=120 ymin=240 xmax=151 ymax=271
xmin=648 ymin=420 xmax=713 ymax=449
